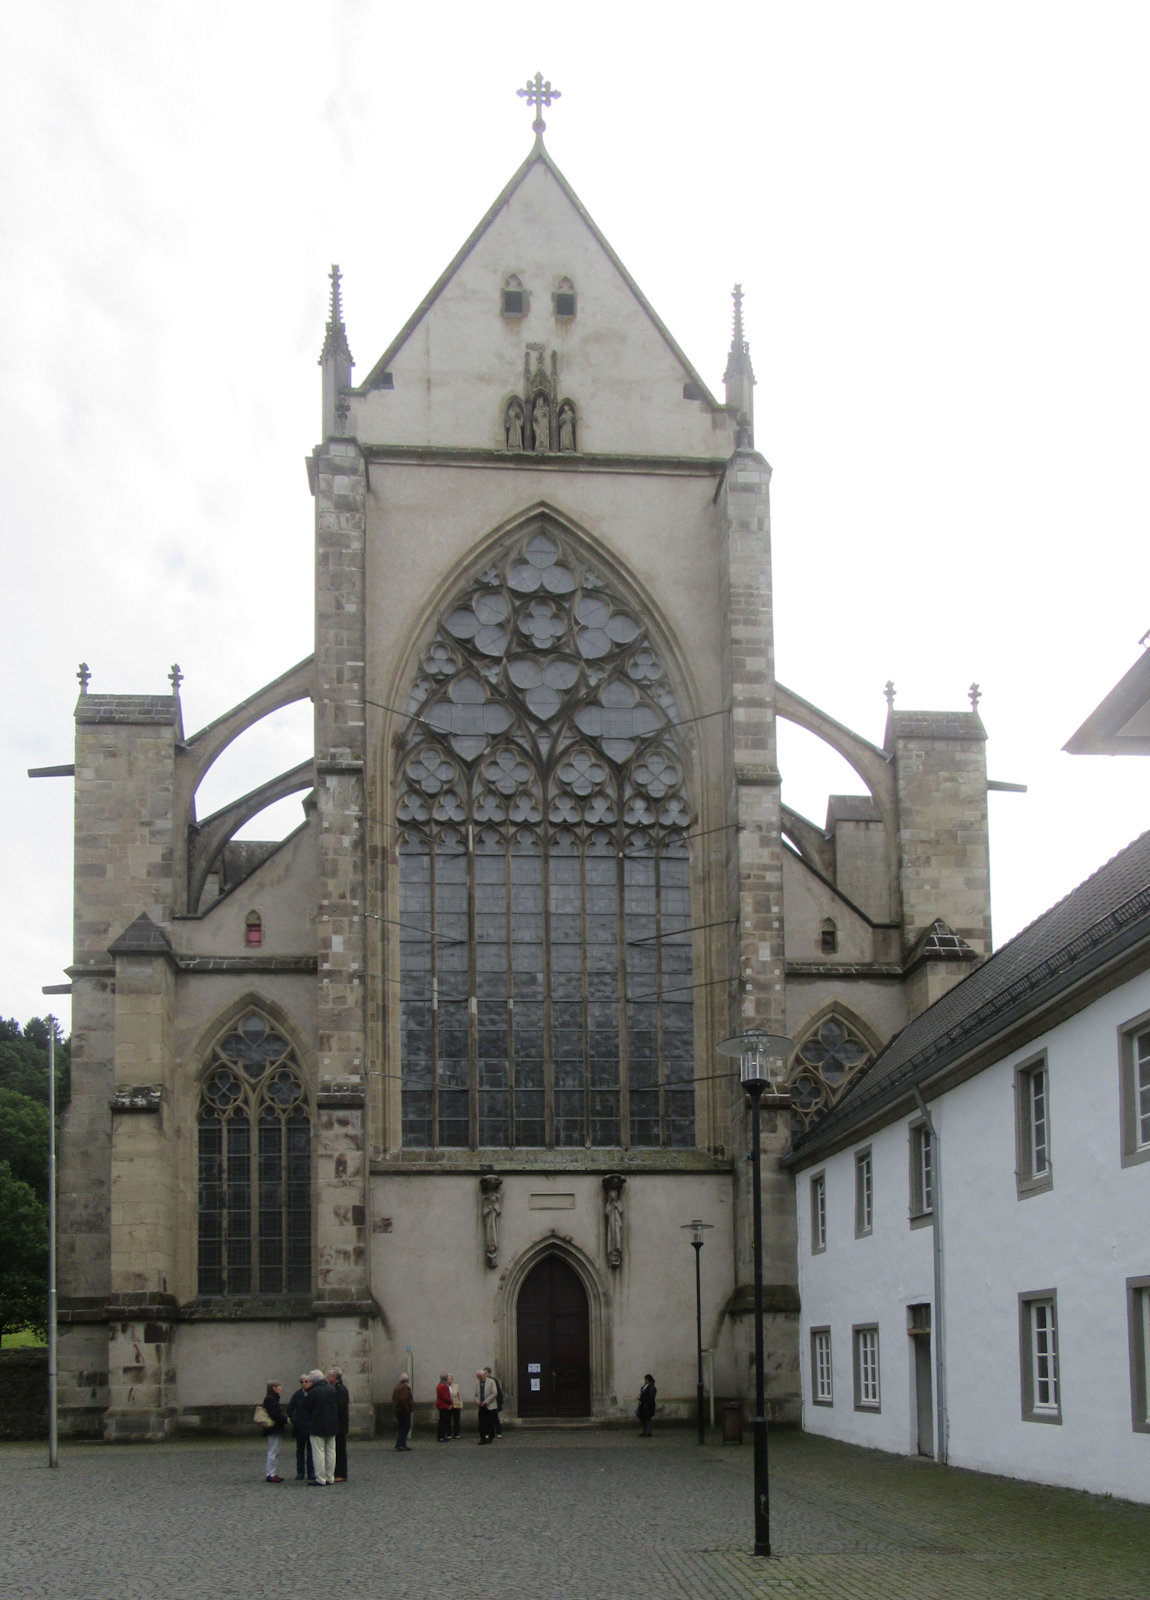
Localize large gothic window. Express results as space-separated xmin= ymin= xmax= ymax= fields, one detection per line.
xmin=397 ymin=528 xmax=694 ymax=1150
xmin=197 ymin=1010 xmax=311 ymax=1295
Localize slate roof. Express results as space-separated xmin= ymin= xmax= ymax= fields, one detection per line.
xmin=788 ymin=828 xmax=1150 ymax=1164
xmin=884 ymin=709 xmax=986 ymax=749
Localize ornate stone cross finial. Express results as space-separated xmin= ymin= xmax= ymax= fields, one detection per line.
xmin=517 ymin=72 xmax=561 ymax=137
xmin=169 ymin=663 xmax=184 ymax=694
xmin=884 ymin=679 xmax=896 ymax=710
xmin=77 ymin=661 xmax=91 ymax=694
xmin=320 ymin=263 xmax=353 ymax=367
xmin=968 ymin=681 xmax=981 ymax=712
xmin=732 ymin=283 xmax=745 ymax=350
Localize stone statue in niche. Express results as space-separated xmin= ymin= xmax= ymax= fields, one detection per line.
xmin=480 ymin=1173 xmax=503 ymax=1268
xmin=505 ymin=398 xmax=524 ymax=451
xmin=602 ymin=1173 xmax=626 ymax=1268
xmin=532 ymin=394 xmax=551 ymax=453
xmin=557 ymin=402 xmax=576 ymax=453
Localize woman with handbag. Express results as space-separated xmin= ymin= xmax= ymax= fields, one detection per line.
xmin=259 ymin=1381 xmax=287 ymax=1480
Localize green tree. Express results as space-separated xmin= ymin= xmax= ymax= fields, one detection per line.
xmin=0 ymin=1161 xmax=48 ymax=1344
xmin=0 ymin=1015 xmax=69 ymax=1107
xmin=0 ymin=1088 xmax=50 ymax=1202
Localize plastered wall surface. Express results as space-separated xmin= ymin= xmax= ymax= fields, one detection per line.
xmin=796 ymin=969 xmax=1150 ymax=1502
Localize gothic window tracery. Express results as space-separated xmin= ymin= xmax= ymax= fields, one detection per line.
xmin=398 ymin=527 xmax=694 ymax=1150
xmin=196 ymin=1010 xmax=311 ymax=1296
xmin=785 ymin=1015 xmax=874 ymax=1135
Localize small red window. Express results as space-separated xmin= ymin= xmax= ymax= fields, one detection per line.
xmin=245 ymin=913 xmax=263 ymax=948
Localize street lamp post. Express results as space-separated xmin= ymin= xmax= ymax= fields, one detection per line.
xmin=680 ymin=1219 xmax=714 ymax=1445
xmin=717 ymin=1029 xmax=791 ymax=1559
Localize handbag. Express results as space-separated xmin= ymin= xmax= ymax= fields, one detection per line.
xmin=253 ymin=1404 xmax=273 ymax=1428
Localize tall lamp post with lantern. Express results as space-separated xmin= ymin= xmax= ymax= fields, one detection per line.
xmin=717 ymin=1028 xmax=792 ymax=1559
xmin=680 ymin=1219 xmax=714 ymax=1444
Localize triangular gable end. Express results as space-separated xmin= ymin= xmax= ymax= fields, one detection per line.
xmin=349 ymin=142 xmax=735 ymax=458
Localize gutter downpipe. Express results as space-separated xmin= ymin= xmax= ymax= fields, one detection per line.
xmin=912 ymin=1085 xmax=948 ymax=1465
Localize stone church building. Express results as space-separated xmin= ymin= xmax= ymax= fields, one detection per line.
xmin=56 ymin=108 xmax=993 ymax=1438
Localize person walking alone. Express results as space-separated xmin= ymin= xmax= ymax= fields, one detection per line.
xmin=392 ymin=1372 xmax=414 ymax=1451
xmin=637 ymin=1373 xmax=657 ymax=1437
xmin=448 ymin=1373 xmax=463 ymax=1438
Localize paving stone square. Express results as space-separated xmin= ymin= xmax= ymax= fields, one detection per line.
xmin=4 ymin=1427 xmax=1148 ymax=1600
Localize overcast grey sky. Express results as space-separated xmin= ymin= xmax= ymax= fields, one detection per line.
xmin=2 ymin=2 xmax=1147 ymax=1028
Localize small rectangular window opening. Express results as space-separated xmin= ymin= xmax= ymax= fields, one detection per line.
xmin=1129 ymin=1278 xmax=1150 ymax=1433
xmin=811 ymin=1328 xmax=833 ymax=1405
xmin=1019 ymin=1291 xmax=1061 ymax=1423
xmin=855 ymin=1149 xmax=873 ymax=1237
xmin=909 ymin=1121 xmax=933 ymax=1223
xmin=502 ymin=289 xmax=525 ymax=316
xmin=853 ymin=1325 xmax=880 ymax=1410
xmin=554 ymin=292 xmax=576 ymax=318
xmin=811 ymin=1172 xmax=827 ymax=1253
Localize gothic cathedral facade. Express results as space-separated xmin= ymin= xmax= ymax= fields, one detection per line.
xmin=57 ymin=128 xmax=992 ymax=1438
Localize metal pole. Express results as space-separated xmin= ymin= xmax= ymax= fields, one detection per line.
xmin=47 ymin=1020 xmax=58 ymax=1469
xmin=749 ymin=1081 xmax=770 ymax=1556
xmin=693 ymin=1238 xmax=704 ymax=1445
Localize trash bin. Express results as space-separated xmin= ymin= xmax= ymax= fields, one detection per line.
xmin=722 ymin=1401 xmax=743 ymax=1444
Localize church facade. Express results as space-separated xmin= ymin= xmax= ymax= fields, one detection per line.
xmin=56 ymin=116 xmax=994 ymax=1439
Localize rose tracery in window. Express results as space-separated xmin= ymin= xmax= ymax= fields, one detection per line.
xmin=398 ymin=526 xmax=695 ymax=1152
xmin=785 ymin=1016 xmax=874 ymax=1135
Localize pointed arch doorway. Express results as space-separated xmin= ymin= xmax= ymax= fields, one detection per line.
xmin=516 ymin=1255 xmax=591 ymax=1417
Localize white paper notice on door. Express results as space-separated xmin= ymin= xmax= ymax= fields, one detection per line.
xmin=530 ymin=1378 xmax=541 ymax=1391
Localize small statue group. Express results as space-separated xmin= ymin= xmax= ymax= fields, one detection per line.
xmin=504 ymin=397 xmax=576 ymax=453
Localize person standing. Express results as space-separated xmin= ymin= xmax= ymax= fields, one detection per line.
xmin=261 ymin=1380 xmax=286 ymax=1481
xmin=475 ymin=1369 xmax=497 ymax=1444
xmin=448 ymin=1373 xmax=463 ymax=1439
xmin=637 ymin=1373 xmax=657 ymax=1437
xmin=328 ymin=1367 xmax=350 ymax=1481
xmin=287 ymin=1374 xmax=315 ymax=1481
xmin=305 ymin=1368 xmax=339 ymax=1485
xmin=484 ymin=1365 xmax=503 ymax=1438
xmin=392 ymin=1372 xmax=414 ymax=1451
xmin=435 ymin=1373 xmax=453 ymax=1442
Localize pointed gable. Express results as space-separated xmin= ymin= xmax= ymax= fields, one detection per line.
xmin=350 ymin=146 xmax=734 ymax=459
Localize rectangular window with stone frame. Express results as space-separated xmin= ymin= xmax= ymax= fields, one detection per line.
xmin=1019 ymin=1291 xmax=1061 ymax=1423
xmin=855 ymin=1146 xmax=873 ymax=1237
xmin=1014 ymin=1053 xmax=1053 ymax=1197
xmin=810 ymin=1171 xmax=827 ymax=1253
xmin=811 ymin=1327 xmax=833 ymax=1405
xmin=908 ymin=1120 xmax=933 ymax=1227
xmin=852 ymin=1324 xmax=880 ymax=1411
xmin=1129 ymin=1276 xmax=1150 ymax=1433
xmin=1119 ymin=1013 xmax=1150 ymax=1169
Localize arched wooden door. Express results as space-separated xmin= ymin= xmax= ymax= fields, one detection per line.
xmin=516 ymin=1255 xmax=591 ymax=1417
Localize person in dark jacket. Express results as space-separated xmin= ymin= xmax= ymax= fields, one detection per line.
xmin=637 ymin=1374 xmax=657 ymax=1437
xmin=287 ymin=1374 xmax=315 ymax=1481
xmin=304 ymin=1368 xmax=339 ymax=1484
xmin=392 ymin=1372 xmax=414 ymax=1451
xmin=261 ymin=1381 xmax=286 ymax=1481
xmin=328 ymin=1367 xmax=350 ymax=1480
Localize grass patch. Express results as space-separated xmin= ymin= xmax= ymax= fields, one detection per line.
xmin=0 ymin=1328 xmax=46 ymax=1349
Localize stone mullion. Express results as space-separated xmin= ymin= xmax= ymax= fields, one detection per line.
xmin=615 ymin=818 xmax=630 ymax=1151
xmin=467 ymin=824 xmax=479 ymax=1151
xmin=542 ymin=823 xmax=555 ymax=1148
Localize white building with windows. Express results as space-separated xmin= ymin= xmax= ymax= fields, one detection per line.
xmin=788 ymin=828 xmax=1150 ymax=1503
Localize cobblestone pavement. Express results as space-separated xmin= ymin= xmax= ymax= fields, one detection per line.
xmin=4 ymin=1426 xmax=1148 ymax=1600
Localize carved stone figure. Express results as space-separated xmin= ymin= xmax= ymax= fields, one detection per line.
xmin=505 ymin=398 xmax=524 ymax=451
xmin=603 ymin=1173 xmax=626 ymax=1268
xmin=480 ymin=1173 xmax=503 ymax=1268
xmin=558 ymin=402 xmax=576 ymax=453
xmin=532 ymin=394 xmax=550 ymax=453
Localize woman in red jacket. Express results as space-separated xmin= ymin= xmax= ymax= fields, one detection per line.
xmin=435 ymin=1373 xmax=453 ymax=1442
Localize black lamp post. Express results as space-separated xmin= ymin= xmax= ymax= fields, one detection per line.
xmin=680 ymin=1218 xmax=714 ymax=1444
xmin=717 ymin=1028 xmax=792 ymax=1559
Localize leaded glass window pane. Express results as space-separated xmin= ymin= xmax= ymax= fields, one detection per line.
xmin=397 ymin=526 xmax=695 ymax=1149
xmin=196 ymin=1010 xmax=311 ymax=1296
